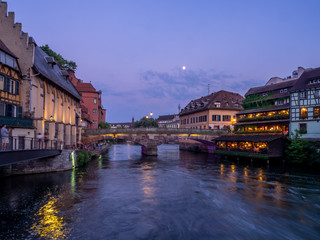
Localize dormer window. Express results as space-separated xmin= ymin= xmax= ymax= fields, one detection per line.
xmin=61 ymin=70 xmax=69 ymax=80
xmin=45 ymin=56 xmax=56 ymax=68
xmin=284 ymin=89 xmax=287 ymax=93
xmin=280 ymin=89 xmax=283 ymax=93
xmin=214 ymin=102 xmax=221 ymax=108
xmin=262 ymin=92 xmax=268 ymax=96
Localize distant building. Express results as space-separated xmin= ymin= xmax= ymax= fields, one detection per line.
xmin=290 ymin=67 xmax=320 ymax=140
xmin=110 ymin=117 xmax=134 ymax=128
xmin=68 ymin=70 xmax=106 ymax=129
xmin=0 ymin=2 xmax=82 ymax=148
xmin=158 ymin=114 xmax=179 ymax=128
xmin=179 ymin=90 xmax=244 ymax=129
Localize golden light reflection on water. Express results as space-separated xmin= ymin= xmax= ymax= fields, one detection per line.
xmin=220 ymin=164 xmax=224 ymax=176
xmin=141 ymin=163 xmax=156 ymax=198
xmin=31 ymin=196 xmax=69 ymax=240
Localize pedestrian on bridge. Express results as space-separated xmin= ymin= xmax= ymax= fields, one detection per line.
xmin=1 ymin=125 xmax=11 ymax=151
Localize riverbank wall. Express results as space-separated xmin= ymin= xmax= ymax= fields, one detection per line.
xmin=0 ymin=150 xmax=76 ymax=176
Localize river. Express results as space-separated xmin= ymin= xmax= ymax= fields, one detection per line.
xmin=0 ymin=144 xmax=319 ymax=240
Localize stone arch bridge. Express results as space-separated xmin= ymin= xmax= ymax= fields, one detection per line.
xmin=82 ymin=128 xmax=228 ymax=155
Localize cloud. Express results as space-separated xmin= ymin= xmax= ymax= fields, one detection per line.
xmin=101 ymin=68 xmax=263 ymax=122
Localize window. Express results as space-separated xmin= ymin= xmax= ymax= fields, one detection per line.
xmin=284 ymin=89 xmax=288 ymax=93
xmin=314 ymin=107 xmax=320 ymax=118
xmin=0 ymin=52 xmax=5 ymax=63
xmin=299 ymin=123 xmax=307 ymax=134
xmin=93 ymin=120 xmax=97 ymax=126
xmin=0 ymin=75 xmax=4 ymax=90
xmin=300 ymin=108 xmax=308 ymax=119
xmin=280 ymin=89 xmax=283 ymax=93
xmin=94 ymin=98 xmax=97 ymax=104
xmin=93 ymin=109 xmax=97 ymax=114
xmin=214 ymin=102 xmax=221 ymax=108
xmin=212 ymin=115 xmax=221 ymax=121
xmin=223 ymin=115 xmax=231 ymax=121
xmin=300 ymin=92 xmax=306 ymax=99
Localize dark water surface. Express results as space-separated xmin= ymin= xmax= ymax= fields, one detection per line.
xmin=0 ymin=144 xmax=320 ymax=240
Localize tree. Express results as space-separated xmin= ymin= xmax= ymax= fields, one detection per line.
xmin=134 ymin=117 xmax=158 ymax=128
xmin=99 ymin=122 xmax=111 ymax=129
xmin=40 ymin=44 xmax=77 ymax=71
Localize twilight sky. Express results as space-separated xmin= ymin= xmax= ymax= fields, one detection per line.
xmin=6 ymin=0 xmax=320 ymax=122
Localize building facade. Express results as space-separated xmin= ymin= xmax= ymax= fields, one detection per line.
xmin=0 ymin=40 xmax=34 ymax=148
xmin=0 ymin=2 xmax=82 ymax=148
xmin=69 ymin=70 xmax=106 ymax=129
xmin=179 ymin=90 xmax=244 ymax=130
xmin=158 ymin=114 xmax=179 ymax=128
xmin=234 ymin=75 xmax=301 ymax=135
xmin=290 ymin=67 xmax=320 ymax=140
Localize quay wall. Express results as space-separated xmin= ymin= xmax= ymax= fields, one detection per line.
xmin=1 ymin=150 xmax=76 ymax=176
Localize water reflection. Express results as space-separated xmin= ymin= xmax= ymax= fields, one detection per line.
xmin=31 ymin=195 xmax=70 ymax=240
xmin=0 ymin=144 xmax=320 ymax=239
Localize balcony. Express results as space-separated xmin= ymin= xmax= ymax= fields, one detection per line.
xmin=0 ymin=116 xmax=34 ymax=128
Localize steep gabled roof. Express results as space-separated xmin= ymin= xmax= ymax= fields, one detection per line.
xmin=180 ymin=90 xmax=244 ymax=116
xmin=158 ymin=114 xmax=177 ymax=121
xmin=246 ymin=79 xmax=296 ymax=96
xmin=33 ymin=46 xmax=81 ymax=100
xmin=0 ymin=40 xmax=17 ymax=58
xmin=290 ymin=67 xmax=320 ymax=91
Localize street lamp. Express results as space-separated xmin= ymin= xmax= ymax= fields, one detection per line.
xmin=150 ymin=112 xmax=153 ymax=118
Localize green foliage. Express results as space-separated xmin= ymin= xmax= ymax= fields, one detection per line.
xmin=77 ymin=150 xmax=90 ymax=166
xmin=285 ymin=130 xmax=320 ymax=166
xmin=134 ymin=117 xmax=158 ymax=128
xmin=99 ymin=121 xmax=111 ymax=129
xmin=40 ymin=44 xmax=77 ymax=71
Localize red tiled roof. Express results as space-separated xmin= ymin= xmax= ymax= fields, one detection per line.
xmin=76 ymin=82 xmax=97 ymax=92
xmin=180 ymin=90 xmax=244 ymax=116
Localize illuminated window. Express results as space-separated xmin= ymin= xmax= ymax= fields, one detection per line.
xmin=300 ymin=108 xmax=308 ymax=119
xmin=94 ymin=98 xmax=97 ymax=104
xmin=314 ymin=107 xmax=320 ymax=117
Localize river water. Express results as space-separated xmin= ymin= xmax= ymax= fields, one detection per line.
xmin=0 ymin=144 xmax=320 ymax=240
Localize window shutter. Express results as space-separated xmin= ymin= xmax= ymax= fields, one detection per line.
xmin=6 ymin=103 xmax=12 ymax=117
xmin=18 ymin=106 xmax=22 ymax=118
xmin=219 ymin=115 xmax=221 ymax=121
xmin=223 ymin=115 xmax=225 ymax=121
xmin=4 ymin=77 xmax=10 ymax=92
xmin=16 ymin=81 xmax=20 ymax=95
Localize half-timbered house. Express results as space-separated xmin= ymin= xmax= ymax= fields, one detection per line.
xmin=290 ymin=67 xmax=320 ymax=140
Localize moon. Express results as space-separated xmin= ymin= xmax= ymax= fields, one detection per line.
xmin=182 ymin=66 xmax=186 ymax=70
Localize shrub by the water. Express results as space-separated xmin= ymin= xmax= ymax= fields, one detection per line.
xmin=285 ymin=131 xmax=320 ymax=167
xmin=77 ymin=150 xmax=90 ymax=166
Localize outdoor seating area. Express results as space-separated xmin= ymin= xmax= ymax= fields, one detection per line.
xmin=214 ymin=135 xmax=286 ymax=158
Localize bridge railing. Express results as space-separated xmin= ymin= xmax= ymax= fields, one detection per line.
xmin=0 ymin=136 xmax=60 ymax=151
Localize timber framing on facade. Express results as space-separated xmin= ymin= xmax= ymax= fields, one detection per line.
xmin=0 ymin=1 xmax=82 ymax=149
